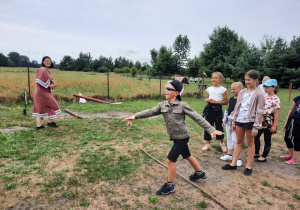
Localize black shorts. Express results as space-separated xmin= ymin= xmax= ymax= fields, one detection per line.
xmin=235 ymin=121 xmax=254 ymax=130
xmin=167 ymin=137 xmax=191 ymax=162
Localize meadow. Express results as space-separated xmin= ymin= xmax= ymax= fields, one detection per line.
xmin=0 ymin=67 xmax=300 ymax=209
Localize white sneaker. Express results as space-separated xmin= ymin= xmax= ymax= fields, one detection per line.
xmin=237 ymin=159 xmax=242 ymax=167
xmin=220 ymin=154 xmax=233 ymax=161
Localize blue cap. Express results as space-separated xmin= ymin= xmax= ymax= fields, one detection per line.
xmin=263 ymin=79 xmax=277 ymax=87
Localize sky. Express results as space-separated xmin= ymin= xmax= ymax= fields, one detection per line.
xmin=1 ymin=0 xmax=300 ymax=64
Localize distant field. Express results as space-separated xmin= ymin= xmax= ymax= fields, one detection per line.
xmin=0 ymin=67 xmax=205 ymax=103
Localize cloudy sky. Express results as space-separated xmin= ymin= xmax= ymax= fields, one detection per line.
xmin=1 ymin=0 xmax=299 ymax=64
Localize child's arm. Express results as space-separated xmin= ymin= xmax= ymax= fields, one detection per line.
xmin=284 ymin=101 xmax=296 ymax=128
xmin=252 ymin=93 xmax=266 ymax=135
xmin=209 ymin=90 xmax=228 ymax=105
xmin=205 ymin=93 xmax=210 ymax=103
xmin=183 ymin=103 xmax=222 ymax=135
xmin=271 ymin=108 xmax=280 ymax=133
xmin=123 ymin=103 xmax=162 ymax=126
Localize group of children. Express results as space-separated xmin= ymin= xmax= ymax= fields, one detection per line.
xmin=123 ymin=70 xmax=300 ymax=196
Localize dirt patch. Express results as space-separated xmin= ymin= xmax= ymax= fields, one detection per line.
xmin=0 ymin=105 xmax=9 ymax=109
xmin=0 ymin=126 xmax=30 ymax=134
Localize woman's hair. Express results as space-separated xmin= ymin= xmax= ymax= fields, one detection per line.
xmin=245 ymin=70 xmax=259 ymax=80
xmin=212 ymin=72 xmax=224 ymax=81
xmin=41 ymin=56 xmax=54 ymax=68
xmin=232 ymin=82 xmax=243 ymax=89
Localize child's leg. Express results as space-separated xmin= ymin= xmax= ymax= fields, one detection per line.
xmin=293 ymin=136 xmax=300 ymax=161
xmin=261 ymin=129 xmax=272 ymax=158
xmin=284 ymin=128 xmax=294 ymax=157
xmin=245 ymin=129 xmax=255 ymax=168
xmin=226 ymin=122 xmax=233 ymax=155
xmin=231 ymin=125 xmax=245 ymax=166
xmin=254 ymin=129 xmax=263 ymax=156
xmin=215 ymin=112 xmax=225 ymax=144
xmin=204 ymin=109 xmax=215 ymax=144
xmin=36 ymin=117 xmax=43 ymax=127
xmin=186 ymin=156 xmax=200 ymax=171
xmin=167 ymin=159 xmax=176 ymax=182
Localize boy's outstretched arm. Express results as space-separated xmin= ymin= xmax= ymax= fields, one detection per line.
xmin=210 ymin=130 xmax=223 ymax=138
xmin=123 ymin=115 xmax=136 ymax=126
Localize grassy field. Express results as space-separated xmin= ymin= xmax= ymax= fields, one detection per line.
xmin=0 ymin=67 xmax=300 ymax=209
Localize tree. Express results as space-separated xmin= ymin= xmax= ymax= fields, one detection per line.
xmin=0 ymin=53 xmax=9 ymax=66
xmin=130 ymin=67 xmax=138 ymax=77
xmin=20 ymin=55 xmax=30 ymax=67
xmin=199 ymin=26 xmax=239 ymax=77
xmin=59 ymin=55 xmax=74 ymax=70
xmin=8 ymin=52 xmax=21 ymax=66
xmin=186 ymin=56 xmax=201 ymax=77
xmin=173 ymin=34 xmax=191 ymax=67
xmin=73 ymin=52 xmax=92 ymax=71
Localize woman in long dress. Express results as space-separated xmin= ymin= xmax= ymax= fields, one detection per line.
xmin=32 ymin=56 xmax=61 ymax=129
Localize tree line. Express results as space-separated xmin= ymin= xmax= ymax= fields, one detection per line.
xmin=1 ymin=26 xmax=299 ymax=87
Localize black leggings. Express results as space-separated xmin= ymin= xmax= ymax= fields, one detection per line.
xmin=284 ymin=123 xmax=300 ymax=151
xmin=254 ymin=129 xmax=272 ymax=158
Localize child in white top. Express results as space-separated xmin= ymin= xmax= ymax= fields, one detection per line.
xmin=202 ymin=72 xmax=228 ymax=152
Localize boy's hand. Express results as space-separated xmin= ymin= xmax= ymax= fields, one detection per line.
xmin=222 ymin=122 xmax=225 ymax=127
xmin=123 ymin=115 xmax=136 ymax=126
xmin=210 ymin=130 xmax=223 ymax=138
xmin=231 ymin=125 xmax=236 ymax=131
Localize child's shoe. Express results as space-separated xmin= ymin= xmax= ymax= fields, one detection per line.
xmin=220 ymin=154 xmax=232 ymax=161
xmin=237 ymin=159 xmax=242 ymax=167
xmin=244 ymin=168 xmax=252 ymax=176
xmin=202 ymin=144 xmax=211 ymax=151
xmin=189 ymin=170 xmax=207 ymax=182
xmin=156 ymin=183 xmax=175 ymax=196
xmin=220 ymin=143 xmax=227 ymax=153
xmin=285 ymin=159 xmax=299 ymax=165
xmin=280 ymin=155 xmax=293 ymax=160
xmin=222 ymin=164 xmax=237 ymax=170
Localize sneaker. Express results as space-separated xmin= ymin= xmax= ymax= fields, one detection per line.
xmin=220 ymin=143 xmax=227 ymax=153
xmin=244 ymin=168 xmax=252 ymax=176
xmin=222 ymin=164 xmax=237 ymax=170
xmin=237 ymin=159 xmax=242 ymax=167
xmin=285 ymin=159 xmax=299 ymax=165
xmin=47 ymin=122 xmax=59 ymax=127
xmin=189 ymin=171 xmax=207 ymax=182
xmin=202 ymin=144 xmax=211 ymax=151
xmin=220 ymin=154 xmax=232 ymax=161
xmin=280 ymin=155 xmax=293 ymax=160
xmin=156 ymin=183 xmax=175 ymax=196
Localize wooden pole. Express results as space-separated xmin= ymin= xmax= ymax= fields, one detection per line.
xmin=27 ymin=66 xmax=31 ymax=99
xmin=107 ymin=69 xmax=110 ymax=99
xmin=289 ymin=83 xmax=293 ymax=102
xmin=226 ymin=81 xmax=229 ymax=90
xmin=65 ymin=109 xmax=83 ymax=119
xmin=139 ymin=148 xmax=230 ymax=210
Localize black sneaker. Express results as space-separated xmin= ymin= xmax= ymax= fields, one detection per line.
xmin=156 ymin=183 xmax=175 ymax=196
xmin=189 ymin=171 xmax=207 ymax=182
xmin=36 ymin=125 xmax=45 ymax=130
xmin=244 ymin=168 xmax=252 ymax=176
xmin=222 ymin=164 xmax=237 ymax=170
xmin=47 ymin=122 xmax=59 ymax=127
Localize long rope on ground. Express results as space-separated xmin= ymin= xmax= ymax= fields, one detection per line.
xmin=139 ymin=147 xmax=230 ymax=210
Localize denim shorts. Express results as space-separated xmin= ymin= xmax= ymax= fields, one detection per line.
xmin=167 ymin=137 xmax=191 ymax=162
xmin=235 ymin=121 xmax=254 ymax=130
